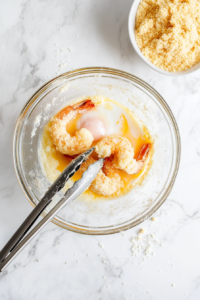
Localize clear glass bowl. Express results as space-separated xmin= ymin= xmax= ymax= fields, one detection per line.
xmin=13 ymin=67 xmax=181 ymax=235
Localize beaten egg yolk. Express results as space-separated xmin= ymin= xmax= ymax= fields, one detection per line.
xmin=42 ymin=105 xmax=151 ymax=199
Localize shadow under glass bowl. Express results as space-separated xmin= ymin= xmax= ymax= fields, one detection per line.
xmin=13 ymin=67 xmax=181 ymax=235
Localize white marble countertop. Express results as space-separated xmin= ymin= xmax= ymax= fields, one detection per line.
xmin=0 ymin=0 xmax=200 ymax=299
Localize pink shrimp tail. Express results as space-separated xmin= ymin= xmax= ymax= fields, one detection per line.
xmin=136 ymin=143 xmax=151 ymax=162
xmin=75 ymin=100 xmax=95 ymax=114
xmin=57 ymin=100 xmax=95 ymax=120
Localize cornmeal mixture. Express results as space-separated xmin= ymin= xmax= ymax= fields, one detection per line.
xmin=135 ymin=0 xmax=200 ymax=72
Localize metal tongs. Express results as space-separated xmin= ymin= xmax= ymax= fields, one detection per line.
xmin=0 ymin=147 xmax=104 ymax=272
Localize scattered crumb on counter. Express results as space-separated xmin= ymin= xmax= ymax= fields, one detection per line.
xmin=138 ymin=228 xmax=145 ymax=234
xmin=131 ymin=226 xmax=164 ymax=262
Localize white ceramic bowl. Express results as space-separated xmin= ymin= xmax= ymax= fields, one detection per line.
xmin=128 ymin=0 xmax=200 ymax=76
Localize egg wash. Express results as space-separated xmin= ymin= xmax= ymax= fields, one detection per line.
xmin=39 ymin=96 xmax=152 ymax=200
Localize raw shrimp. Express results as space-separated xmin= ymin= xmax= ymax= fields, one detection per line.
xmin=50 ymin=100 xmax=95 ymax=155
xmin=68 ymin=156 xmax=123 ymax=196
xmin=95 ymin=135 xmax=151 ymax=175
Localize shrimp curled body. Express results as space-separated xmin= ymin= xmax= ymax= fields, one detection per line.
xmin=74 ymin=135 xmax=151 ymax=196
xmin=79 ymin=156 xmax=123 ymax=196
xmin=68 ymin=135 xmax=151 ymax=196
xmin=50 ymin=100 xmax=95 ymax=155
xmin=95 ymin=136 xmax=151 ymax=175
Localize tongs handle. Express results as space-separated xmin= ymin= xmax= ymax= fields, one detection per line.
xmin=0 ymin=198 xmax=50 ymax=264
xmin=0 ymin=147 xmax=95 ymax=270
xmin=0 ymin=156 xmax=104 ymax=272
xmin=0 ymin=193 xmax=70 ymax=272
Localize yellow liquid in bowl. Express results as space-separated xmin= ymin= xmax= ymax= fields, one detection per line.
xmin=40 ymin=97 xmax=152 ymax=200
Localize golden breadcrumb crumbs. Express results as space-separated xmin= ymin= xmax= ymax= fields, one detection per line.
xmin=135 ymin=0 xmax=200 ymax=72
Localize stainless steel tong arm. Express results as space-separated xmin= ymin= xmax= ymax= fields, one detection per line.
xmin=0 ymin=147 xmax=103 ymax=272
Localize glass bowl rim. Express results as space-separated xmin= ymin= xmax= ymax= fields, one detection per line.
xmin=13 ymin=66 xmax=181 ymax=235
